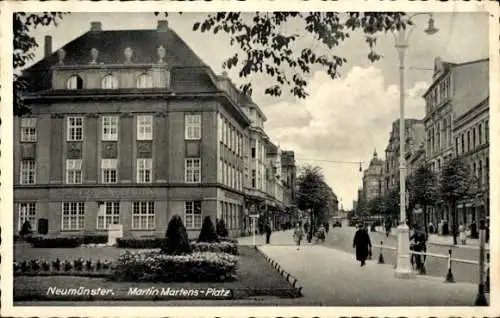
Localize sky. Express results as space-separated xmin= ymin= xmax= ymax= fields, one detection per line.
xmin=24 ymin=12 xmax=489 ymax=210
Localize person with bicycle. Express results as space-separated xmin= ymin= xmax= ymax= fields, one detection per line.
xmin=410 ymin=224 xmax=427 ymax=274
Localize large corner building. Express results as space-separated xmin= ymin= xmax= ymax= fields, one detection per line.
xmin=14 ymin=21 xmax=296 ymax=238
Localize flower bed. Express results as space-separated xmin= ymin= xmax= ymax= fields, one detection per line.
xmin=14 ymin=258 xmax=114 ymax=276
xmin=117 ymin=238 xmax=238 ymax=255
xmin=191 ymin=242 xmax=238 ymax=255
xmin=110 ymin=251 xmax=238 ymax=282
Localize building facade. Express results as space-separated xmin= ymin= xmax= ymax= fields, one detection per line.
xmin=422 ymin=57 xmax=489 ymax=225
xmin=15 ymin=20 xmax=287 ymax=239
xmin=383 ymin=119 xmax=424 ymax=194
xmin=362 ymin=150 xmax=384 ymax=202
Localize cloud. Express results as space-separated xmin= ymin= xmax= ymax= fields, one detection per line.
xmin=264 ymin=66 xmax=429 ymax=209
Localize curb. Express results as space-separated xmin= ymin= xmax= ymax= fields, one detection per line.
xmin=254 ymin=245 xmax=303 ymax=297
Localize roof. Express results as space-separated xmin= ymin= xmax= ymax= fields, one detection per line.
xmin=422 ymin=57 xmax=489 ymax=98
xmin=27 ymin=27 xmax=207 ymax=72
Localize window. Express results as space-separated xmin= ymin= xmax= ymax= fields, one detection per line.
xmin=67 ymin=117 xmax=84 ymax=141
xmin=461 ymin=134 xmax=465 ymax=154
xmin=467 ymin=131 xmax=471 ymax=152
xmin=185 ymin=114 xmax=201 ymax=140
xmin=97 ymin=202 xmax=120 ymax=230
xmin=478 ymin=160 xmax=483 ymax=186
xmin=137 ymin=115 xmax=153 ymax=140
xmin=67 ymin=75 xmax=83 ymax=90
xmin=185 ymin=158 xmax=201 ymax=183
xmin=252 ymin=169 xmax=256 ymax=188
xmin=132 ymin=201 xmax=155 ymax=230
xmin=20 ymin=118 xmax=37 ymax=142
xmin=478 ymin=124 xmax=483 ymax=145
xmin=18 ymin=202 xmax=36 ymax=231
xmin=137 ymin=159 xmax=152 ymax=183
xmin=185 ymin=201 xmax=202 ymax=229
xmin=101 ymin=159 xmax=118 ymax=184
xmin=62 ymin=202 xmax=85 ymax=230
xmin=66 ymin=159 xmax=82 ymax=184
xmin=102 ymin=116 xmax=119 ymax=141
xmin=20 ymin=160 xmax=36 ymax=184
xmin=455 ymin=137 xmax=459 ymax=155
xmin=101 ymin=74 xmax=118 ymax=89
xmin=485 ymin=120 xmax=489 ymax=142
xmin=136 ymin=73 xmax=153 ymax=88
xmin=225 ymin=164 xmax=229 ymax=186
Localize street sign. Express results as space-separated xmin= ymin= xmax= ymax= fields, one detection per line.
xmin=249 ymin=214 xmax=259 ymax=218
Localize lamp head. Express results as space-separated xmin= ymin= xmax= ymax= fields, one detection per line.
xmin=424 ymin=17 xmax=439 ymax=35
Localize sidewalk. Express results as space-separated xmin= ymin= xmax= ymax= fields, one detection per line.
xmin=257 ymin=243 xmax=484 ymax=306
xmin=375 ymin=226 xmax=489 ymax=250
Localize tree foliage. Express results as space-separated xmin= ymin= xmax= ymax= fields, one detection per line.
xmin=407 ymin=164 xmax=438 ymax=208
xmin=160 ymin=12 xmax=409 ymax=99
xmin=296 ymin=165 xmax=336 ymax=227
xmin=367 ymin=195 xmax=385 ymax=217
xmin=383 ymin=187 xmax=400 ymax=219
xmin=439 ymin=157 xmax=471 ymax=204
xmin=197 ymin=216 xmax=219 ymax=243
xmin=161 ymin=215 xmax=191 ymax=255
xmin=13 ymin=12 xmax=68 ymax=116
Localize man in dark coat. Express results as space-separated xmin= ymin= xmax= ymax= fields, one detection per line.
xmin=264 ymin=222 xmax=272 ymax=244
xmin=353 ymin=223 xmax=372 ymax=267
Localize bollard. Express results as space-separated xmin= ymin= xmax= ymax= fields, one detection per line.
xmin=445 ymin=248 xmax=455 ymax=283
xmin=485 ymin=252 xmax=490 ymax=294
xmin=378 ymin=240 xmax=385 ymax=264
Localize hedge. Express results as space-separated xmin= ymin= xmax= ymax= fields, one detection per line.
xmin=28 ymin=235 xmax=109 ymax=248
xmin=110 ymin=251 xmax=238 ymax=282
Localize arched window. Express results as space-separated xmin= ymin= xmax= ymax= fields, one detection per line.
xmin=101 ymin=74 xmax=118 ymax=89
xmin=136 ymin=73 xmax=153 ymax=89
xmin=67 ymin=75 xmax=83 ymax=90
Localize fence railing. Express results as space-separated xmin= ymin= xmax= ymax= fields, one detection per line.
xmin=372 ymin=241 xmax=490 ymax=288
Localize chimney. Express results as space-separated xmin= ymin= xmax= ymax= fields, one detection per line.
xmin=90 ymin=21 xmax=102 ymax=32
xmin=44 ymin=35 xmax=52 ymax=58
xmin=157 ymin=20 xmax=169 ymax=32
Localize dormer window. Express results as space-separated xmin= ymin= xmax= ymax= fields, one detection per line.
xmin=101 ymin=74 xmax=118 ymax=89
xmin=136 ymin=73 xmax=153 ymax=89
xmin=67 ymin=75 xmax=83 ymax=90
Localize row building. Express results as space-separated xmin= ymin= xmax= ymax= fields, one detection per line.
xmin=356 ymin=57 xmax=489 ymax=228
xmin=14 ymin=20 xmax=296 ymax=238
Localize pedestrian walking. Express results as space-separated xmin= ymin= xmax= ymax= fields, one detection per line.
xmin=353 ymin=223 xmax=372 ymax=267
xmin=459 ymin=223 xmax=467 ymax=245
xmin=264 ymin=221 xmax=272 ymax=244
xmin=293 ymin=223 xmax=304 ymax=250
xmin=385 ymin=218 xmax=392 ymax=237
xmin=324 ymin=222 xmax=330 ymax=236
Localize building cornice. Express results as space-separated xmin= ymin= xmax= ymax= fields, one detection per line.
xmin=453 ymin=97 xmax=489 ymax=131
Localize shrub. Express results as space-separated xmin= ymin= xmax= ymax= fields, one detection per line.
xmin=117 ymin=237 xmax=165 ymax=249
xmin=216 ymin=219 xmax=229 ymax=237
xmin=82 ymin=234 xmax=108 ymax=245
xmin=161 ymin=215 xmax=191 ymax=255
xmin=30 ymin=236 xmax=82 ymax=248
xmin=197 ymin=216 xmax=219 ymax=243
xmin=110 ymin=251 xmax=238 ymax=282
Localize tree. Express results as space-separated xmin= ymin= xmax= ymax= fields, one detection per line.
xmin=157 ymin=12 xmax=409 ymax=99
xmin=439 ymin=157 xmax=471 ymax=245
xmin=367 ymin=195 xmax=385 ymax=217
xmin=14 ymin=12 xmax=68 ymax=116
xmin=161 ymin=215 xmax=192 ymax=255
xmin=216 ymin=218 xmax=229 ymax=238
xmin=295 ymin=166 xmax=335 ymax=241
xmin=197 ymin=216 xmax=219 ymax=243
xmin=383 ymin=187 xmax=400 ymax=221
xmin=407 ymin=164 xmax=438 ymax=234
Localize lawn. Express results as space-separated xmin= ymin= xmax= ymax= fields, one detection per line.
xmin=13 ymin=244 xmax=299 ymax=302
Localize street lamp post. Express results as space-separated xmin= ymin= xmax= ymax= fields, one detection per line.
xmin=393 ymin=13 xmax=438 ymax=279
